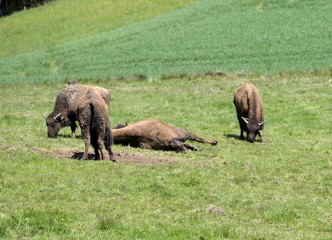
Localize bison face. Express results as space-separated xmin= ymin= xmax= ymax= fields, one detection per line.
xmin=242 ymin=117 xmax=265 ymax=143
xmin=45 ymin=113 xmax=62 ymax=138
xmin=247 ymin=128 xmax=259 ymax=143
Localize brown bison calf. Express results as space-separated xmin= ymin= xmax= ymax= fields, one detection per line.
xmin=233 ymin=83 xmax=265 ymax=143
xmin=77 ymin=89 xmax=115 ymax=161
xmin=45 ymin=84 xmax=110 ymax=138
xmin=112 ymin=119 xmax=217 ymax=152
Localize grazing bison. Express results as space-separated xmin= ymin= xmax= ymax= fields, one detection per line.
xmin=233 ymin=83 xmax=265 ymax=143
xmin=77 ymin=89 xmax=115 ymax=161
xmin=45 ymin=85 xmax=110 ymax=138
xmin=112 ymin=119 xmax=218 ymax=152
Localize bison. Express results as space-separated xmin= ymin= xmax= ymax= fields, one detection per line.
xmin=45 ymin=84 xmax=110 ymax=138
xmin=233 ymin=83 xmax=265 ymax=143
xmin=77 ymin=88 xmax=115 ymax=161
xmin=112 ymin=119 xmax=218 ymax=152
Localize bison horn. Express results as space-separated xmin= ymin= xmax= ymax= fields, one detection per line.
xmin=53 ymin=113 xmax=62 ymax=120
xmin=43 ymin=115 xmax=47 ymax=119
xmin=259 ymin=121 xmax=265 ymax=126
xmin=241 ymin=116 xmax=249 ymax=124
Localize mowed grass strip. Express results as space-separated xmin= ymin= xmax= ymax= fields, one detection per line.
xmin=0 ymin=0 xmax=200 ymax=58
xmin=1 ymin=0 xmax=332 ymax=85
xmin=0 ymin=74 xmax=331 ymax=239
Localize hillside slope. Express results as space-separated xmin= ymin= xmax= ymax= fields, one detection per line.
xmin=0 ymin=0 xmax=200 ymax=57
xmin=0 ymin=0 xmax=331 ymax=84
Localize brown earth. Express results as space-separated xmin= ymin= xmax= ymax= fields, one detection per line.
xmin=31 ymin=148 xmax=173 ymax=165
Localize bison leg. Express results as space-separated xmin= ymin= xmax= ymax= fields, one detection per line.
xmin=104 ymin=138 xmax=117 ymax=162
xmin=237 ymin=116 xmax=245 ymax=140
xmin=82 ymin=136 xmax=90 ymax=160
xmin=240 ymin=130 xmax=245 ymax=140
xmin=105 ymin=145 xmax=117 ymax=162
xmin=70 ymin=122 xmax=77 ymax=138
xmin=97 ymin=140 xmax=105 ymax=160
xmin=170 ymin=139 xmax=187 ymax=152
xmin=104 ymin=128 xmax=117 ymax=162
xmin=91 ymin=138 xmax=104 ymax=160
xmin=94 ymin=148 xmax=104 ymax=160
xmin=187 ymin=132 xmax=217 ymax=145
xmin=78 ymin=114 xmax=90 ymax=160
xmin=80 ymin=124 xmax=91 ymax=160
xmin=183 ymin=143 xmax=198 ymax=151
xmin=93 ymin=146 xmax=101 ymax=160
xmin=171 ymin=139 xmax=200 ymax=152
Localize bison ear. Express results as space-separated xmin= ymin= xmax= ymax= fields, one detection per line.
xmin=259 ymin=121 xmax=265 ymax=126
xmin=241 ymin=117 xmax=249 ymax=124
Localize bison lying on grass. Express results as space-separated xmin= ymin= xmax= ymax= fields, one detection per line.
xmin=112 ymin=119 xmax=217 ymax=152
xmin=45 ymin=84 xmax=110 ymax=138
xmin=233 ymin=83 xmax=265 ymax=143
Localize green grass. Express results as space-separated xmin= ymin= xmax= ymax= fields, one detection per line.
xmin=0 ymin=0 xmax=200 ymax=58
xmin=1 ymin=0 xmax=332 ymax=85
xmin=0 ymin=74 xmax=331 ymax=239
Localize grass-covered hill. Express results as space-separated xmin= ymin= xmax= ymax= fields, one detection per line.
xmin=0 ymin=0 xmax=199 ymax=58
xmin=1 ymin=0 xmax=331 ymax=85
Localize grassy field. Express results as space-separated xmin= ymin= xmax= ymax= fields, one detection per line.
xmin=1 ymin=0 xmax=332 ymax=84
xmin=0 ymin=74 xmax=331 ymax=239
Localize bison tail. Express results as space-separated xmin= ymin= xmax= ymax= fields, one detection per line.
xmin=90 ymin=103 xmax=98 ymax=129
xmin=105 ymin=127 xmax=114 ymax=147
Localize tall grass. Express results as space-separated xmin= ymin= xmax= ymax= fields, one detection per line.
xmin=0 ymin=74 xmax=331 ymax=239
xmin=1 ymin=0 xmax=332 ymax=85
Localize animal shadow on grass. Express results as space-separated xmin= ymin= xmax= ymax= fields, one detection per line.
xmin=56 ymin=134 xmax=82 ymax=139
xmin=224 ymin=134 xmax=241 ymax=140
xmin=72 ymin=152 xmax=95 ymax=160
xmin=224 ymin=134 xmax=263 ymax=143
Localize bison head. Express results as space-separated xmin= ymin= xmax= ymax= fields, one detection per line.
xmin=242 ymin=117 xmax=265 ymax=143
xmin=45 ymin=113 xmax=63 ymax=138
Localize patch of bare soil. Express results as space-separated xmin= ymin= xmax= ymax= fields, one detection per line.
xmin=31 ymin=148 xmax=173 ymax=165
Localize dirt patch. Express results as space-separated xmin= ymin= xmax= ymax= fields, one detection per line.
xmin=31 ymin=148 xmax=173 ymax=165
xmin=207 ymin=206 xmax=227 ymax=216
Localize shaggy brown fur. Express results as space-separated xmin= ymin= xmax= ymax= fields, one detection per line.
xmin=77 ymin=88 xmax=115 ymax=161
xmin=45 ymin=84 xmax=110 ymax=138
xmin=233 ymin=83 xmax=265 ymax=143
xmin=112 ymin=119 xmax=217 ymax=152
